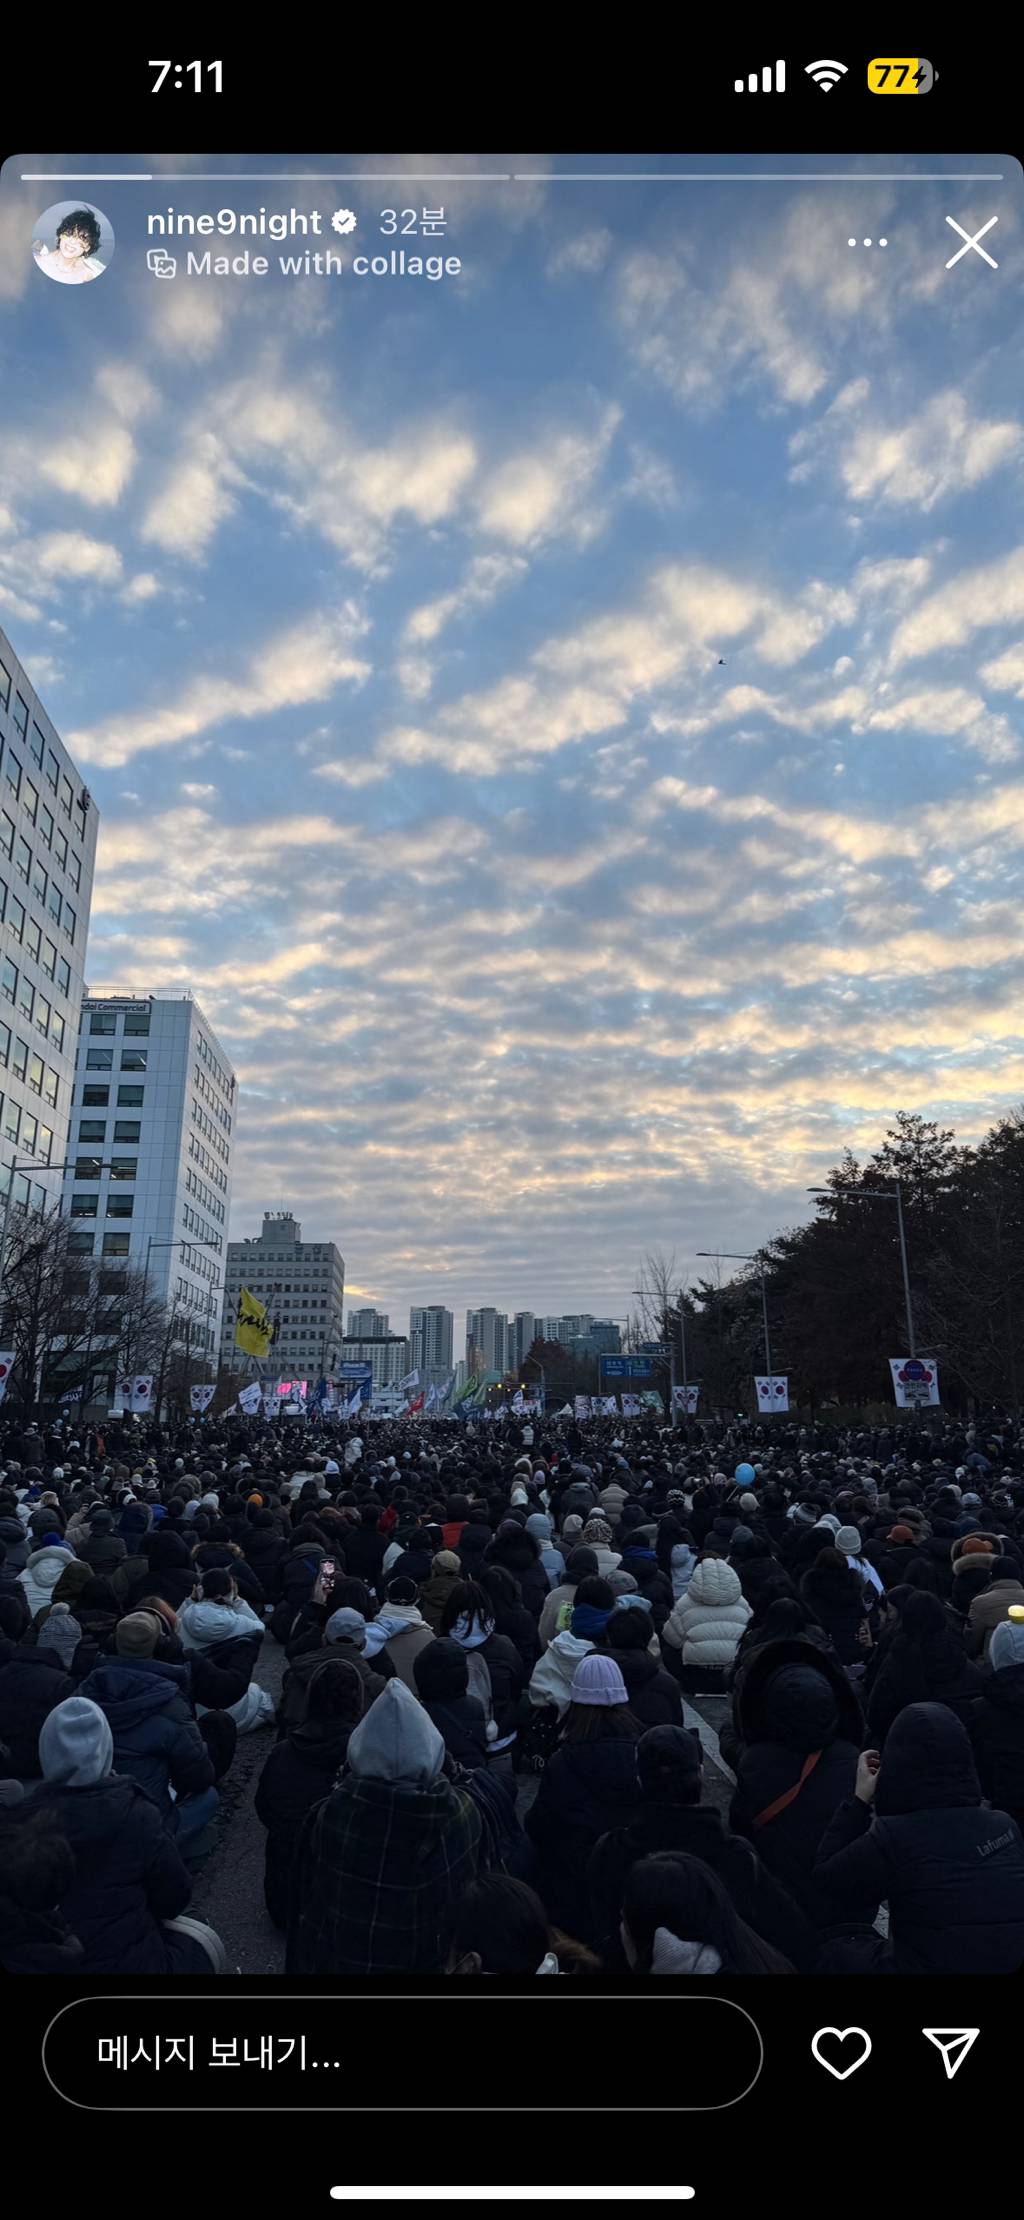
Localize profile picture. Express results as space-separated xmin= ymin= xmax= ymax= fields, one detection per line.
xmin=33 ymin=200 xmax=113 ymax=286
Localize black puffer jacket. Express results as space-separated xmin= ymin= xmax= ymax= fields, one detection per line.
xmin=588 ymin=1799 xmax=814 ymax=1970
xmin=242 ymin=1525 xmax=288 ymax=1603
xmin=0 ymin=1638 xmax=75 ymax=1778
xmin=412 ymin=1639 xmax=491 ymax=1774
xmin=970 ymin=1661 xmax=1024 ymax=1821
xmin=484 ymin=1530 xmax=550 ymax=1623
xmin=800 ymin=1557 xmax=871 ymax=1666
xmin=526 ymin=1733 xmax=642 ymax=1936
xmin=32 ymin=1775 xmax=210 ymax=1974
xmin=77 ymin=1656 xmax=213 ymax=1819
xmin=124 ymin=1531 xmax=195 ymax=1612
xmin=601 ymin=1642 xmax=682 ymax=1729
xmin=865 ymin=1593 xmax=984 ymax=1746
xmin=814 ymin=1702 xmax=1024 ymax=1975
xmin=616 ymin=1546 xmax=673 ymax=1632
xmin=729 ymin=1638 xmax=864 ymax=1926
xmin=255 ymin=1720 xmax=354 ymax=1927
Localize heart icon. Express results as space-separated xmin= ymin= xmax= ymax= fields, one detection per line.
xmin=811 ymin=2027 xmax=872 ymax=2080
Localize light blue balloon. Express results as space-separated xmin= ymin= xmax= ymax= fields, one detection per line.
xmin=735 ymin=1462 xmax=756 ymax=1487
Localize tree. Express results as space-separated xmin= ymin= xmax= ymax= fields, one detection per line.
xmin=0 ymin=1210 xmax=107 ymax=1423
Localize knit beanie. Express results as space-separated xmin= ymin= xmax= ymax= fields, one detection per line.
xmin=114 ymin=1611 xmax=164 ymax=1658
xmin=569 ymin=1653 xmax=629 ymax=1707
xmin=739 ymin=1493 xmax=758 ymax=1513
xmin=581 ymin=1517 xmax=613 ymax=1545
xmin=836 ymin=1526 xmax=862 ymax=1555
xmin=430 ymin=1550 xmax=462 ymax=1574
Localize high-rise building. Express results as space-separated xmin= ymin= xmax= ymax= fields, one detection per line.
xmin=512 ymin=1312 xmax=536 ymax=1368
xmin=62 ymin=993 xmax=233 ymax=1354
xmin=347 ymin=1306 xmax=389 ymax=1337
xmin=409 ymin=1305 xmax=454 ymax=1380
xmin=466 ymin=1307 xmax=510 ymax=1376
xmin=0 ymin=628 xmax=98 ymax=1220
xmin=340 ymin=1332 xmax=409 ymax=1392
xmin=221 ymin=1211 xmax=344 ymax=1379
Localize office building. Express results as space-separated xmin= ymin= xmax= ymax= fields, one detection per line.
xmin=221 ymin=1211 xmax=344 ymax=1379
xmin=347 ymin=1306 xmax=389 ymax=1337
xmin=62 ymin=994 xmax=234 ymax=1355
xmin=0 ymin=627 xmax=98 ymax=1218
xmin=512 ymin=1312 xmax=536 ymax=1368
xmin=466 ymin=1307 xmax=510 ymax=1376
xmin=409 ymin=1304 xmax=454 ymax=1381
xmin=341 ymin=1332 xmax=409 ymax=1393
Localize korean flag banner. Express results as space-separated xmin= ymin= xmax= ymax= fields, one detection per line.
xmin=889 ymin=1356 xmax=940 ymax=1409
xmin=755 ymin=1375 xmax=789 ymax=1414
xmin=672 ymin=1385 xmax=700 ymax=1414
xmin=190 ymin=1383 xmax=216 ymax=1413
xmin=238 ymin=1381 xmax=263 ymax=1416
xmin=574 ymin=1395 xmax=592 ymax=1419
xmin=621 ymin=1393 xmax=641 ymax=1418
xmin=131 ymin=1376 xmax=154 ymax=1414
xmin=0 ymin=1352 xmax=16 ymax=1405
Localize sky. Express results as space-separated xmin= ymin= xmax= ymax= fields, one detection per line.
xmin=0 ymin=150 xmax=1022 ymax=1355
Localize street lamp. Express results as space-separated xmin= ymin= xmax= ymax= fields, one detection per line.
xmin=696 ymin=1251 xmax=776 ymax=1384
xmin=808 ymin=1181 xmax=917 ymax=1356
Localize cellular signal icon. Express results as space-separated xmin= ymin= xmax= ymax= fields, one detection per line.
xmin=734 ymin=61 xmax=786 ymax=92
xmin=805 ymin=58 xmax=848 ymax=90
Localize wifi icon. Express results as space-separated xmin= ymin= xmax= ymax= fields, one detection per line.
xmin=805 ymin=58 xmax=848 ymax=89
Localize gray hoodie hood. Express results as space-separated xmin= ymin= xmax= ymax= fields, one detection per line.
xmin=345 ymin=1677 xmax=445 ymax=1787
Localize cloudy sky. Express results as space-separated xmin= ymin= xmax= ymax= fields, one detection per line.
xmin=1 ymin=151 xmax=1022 ymax=1350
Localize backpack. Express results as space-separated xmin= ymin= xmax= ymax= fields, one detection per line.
xmin=519 ymin=1702 xmax=562 ymax=1773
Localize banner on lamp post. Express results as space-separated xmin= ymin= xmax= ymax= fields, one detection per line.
xmin=190 ymin=1383 xmax=216 ymax=1413
xmin=755 ymin=1375 xmax=789 ymax=1414
xmin=672 ymin=1384 xmax=700 ymax=1415
xmin=889 ymin=1356 xmax=940 ymax=1408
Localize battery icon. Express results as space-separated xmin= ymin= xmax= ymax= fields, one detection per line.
xmin=868 ymin=57 xmax=938 ymax=93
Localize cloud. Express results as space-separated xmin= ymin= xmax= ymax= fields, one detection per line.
xmin=790 ymin=384 xmax=1022 ymax=510
xmin=31 ymin=531 xmax=123 ymax=582
xmin=889 ymin=547 xmax=1024 ymax=665
xmin=68 ymin=608 xmax=372 ymax=767
xmin=475 ymin=405 xmax=621 ymax=546
xmin=142 ymin=432 xmax=238 ymax=559
xmin=546 ymin=228 xmax=613 ymax=278
xmin=403 ymin=553 xmax=528 ymax=645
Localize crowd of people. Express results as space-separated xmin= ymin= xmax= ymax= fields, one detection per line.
xmin=1 ymin=1402 xmax=1023 ymax=1976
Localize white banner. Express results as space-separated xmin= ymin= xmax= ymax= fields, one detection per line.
xmin=0 ymin=1352 xmax=15 ymax=1404
xmin=620 ymin=1392 xmax=641 ymax=1418
xmin=889 ymin=1356 xmax=940 ymax=1409
xmin=672 ymin=1384 xmax=700 ymax=1414
xmin=400 ymin=1369 xmax=420 ymax=1391
xmin=238 ymin=1381 xmax=263 ymax=1416
xmin=111 ymin=1372 xmax=134 ymax=1415
xmin=511 ymin=1388 xmax=524 ymax=1413
xmin=755 ymin=1374 xmax=789 ymax=1414
xmin=598 ymin=1395 xmax=618 ymax=1416
xmin=574 ymin=1395 xmax=592 ymax=1418
xmin=345 ymin=1387 xmax=363 ymax=1417
xmin=190 ymin=1383 xmax=216 ymax=1413
xmin=262 ymin=1387 xmax=278 ymax=1419
xmin=128 ymin=1375 xmax=154 ymax=1414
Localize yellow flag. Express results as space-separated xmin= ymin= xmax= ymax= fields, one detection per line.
xmin=235 ymin=1286 xmax=274 ymax=1359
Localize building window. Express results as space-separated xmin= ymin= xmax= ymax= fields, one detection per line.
xmin=113 ymin=1120 xmax=140 ymax=1143
xmin=38 ymin=1125 xmax=53 ymax=1165
xmin=16 ymin=976 xmax=33 ymax=1023
xmin=79 ymin=1120 xmax=106 ymax=1143
xmin=51 ymin=1010 xmax=65 ymax=1052
xmin=4 ymin=755 xmax=20 ymax=801
xmin=35 ymin=995 xmax=50 ymax=1039
xmin=74 ymin=1156 xmax=103 ymax=1179
xmin=57 ymin=957 xmax=70 ymax=997
xmin=0 ymin=660 xmax=9 ymax=711
xmin=122 ymin=1013 xmax=150 ymax=1036
xmin=45 ymin=750 xmax=58 ymax=796
xmin=25 ymin=918 xmax=40 ymax=964
xmin=3 ymin=1100 xmax=19 ymax=1145
xmin=90 ymin=1011 xmax=117 ymax=1034
xmin=69 ymin=851 xmax=82 ymax=892
xmin=41 ymin=937 xmax=56 ymax=981
xmin=54 ymin=829 xmax=67 ymax=872
xmin=31 ymin=858 xmax=47 ymax=906
xmin=59 ymin=775 xmax=73 ymax=820
xmin=0 ymin=813 xmax=13 ymax=860
xmin=106 ymin=1195 xmax=134 ymax=1218
xmin=23 ymin=781 xmax=38 ymax=828
xmin=120 ymin=1048 xmax=147 ymax=1071
xmin=21 ymin=1113 xmax=37 ymax=1156
xmin=82 ymin=1085 xmax=109 ymax=1107
xmin=15 ymin=836 xmax=30 ymax=883
xmin=43 ymin=1069 xmax=58 ymax=1109
xmin=12 ymin=694 xmax=27 ymax=738
xmin=39 ymin=805 xmax=53 ymax=849
xmin=71 ymin=1193 xmax=98 ymax=1219
xmin=117 ymin=1084 xmax=144 ymax=1107
xmin=68 ymin=1232 xmax=94 ymax=1256
xmin=86 ymin=1048 xmax=113 ymax=1069
xmin=109 ymin=1157 xmax=137 ymax=1181
xmin=7 ymin=897 xmax=23 ymax=944
xmin=102 ymin=1232 xmax=130 ymax=1256
xmin=28 ymin=1052 xmax=43 ymax=1096
xmin=0 ymin=1023 xmax=8 ymax=1069
xmin=29 ymin=724 xmax=44 ymax=770
xmin=64 ymin=905 xmax=76 ymax=944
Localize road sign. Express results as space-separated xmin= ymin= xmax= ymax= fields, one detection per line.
xmin=600 ymin=1355 xmax=653 ymax=1381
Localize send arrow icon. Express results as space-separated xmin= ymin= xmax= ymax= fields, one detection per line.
xmin=922 ymin=2029 xmax=980 ymax=2080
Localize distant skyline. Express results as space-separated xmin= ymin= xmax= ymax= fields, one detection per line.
xmin=2 ymin=151 xmax=1022 ymax=1338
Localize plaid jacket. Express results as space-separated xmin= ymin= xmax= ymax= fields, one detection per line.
xmin=286 ymin=1774 xmax=483 ymax=1975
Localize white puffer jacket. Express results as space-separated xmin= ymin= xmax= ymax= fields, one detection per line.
xmin=18 ymin=1545 xmax=75 ymax=1623
xmin=661 ymin=1558 xmax=750 ymax=1669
